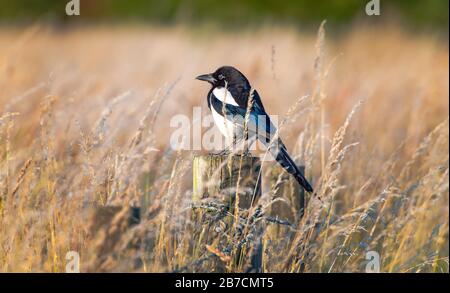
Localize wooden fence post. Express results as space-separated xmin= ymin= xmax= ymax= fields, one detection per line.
xmin=192 ymin=154 xmax=262 ymax=211
xmin=191 ymin=153 xmax=308 ymax=272
xmin=191 ymin=154 xmax=262 ymax=271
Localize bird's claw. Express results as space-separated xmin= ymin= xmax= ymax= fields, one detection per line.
xmin=213 ymin=149 xmax=231 ymax=156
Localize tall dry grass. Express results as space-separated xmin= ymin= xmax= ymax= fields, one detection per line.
xmin=0 ymin=23 xmax=448 ymax=272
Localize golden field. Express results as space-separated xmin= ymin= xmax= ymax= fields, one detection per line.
xmin=0 ymin=23 xmax=448 ymax=272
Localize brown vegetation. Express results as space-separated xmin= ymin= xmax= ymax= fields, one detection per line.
xmin=0 ymin=23 xmax=448 ymax=272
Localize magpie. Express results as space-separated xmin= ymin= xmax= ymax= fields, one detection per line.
xmin=196 ymin=66 xmax=313 ymax=193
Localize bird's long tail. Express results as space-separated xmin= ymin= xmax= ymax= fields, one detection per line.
xmin=269 ymin=139 xmax=313 ymax=193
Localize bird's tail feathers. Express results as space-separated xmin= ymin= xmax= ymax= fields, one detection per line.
xmin=269 ymin=139 xmax=313 ymax=193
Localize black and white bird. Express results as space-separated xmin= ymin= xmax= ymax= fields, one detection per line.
xmin=196 ymin=66 xmax=313 ymax=193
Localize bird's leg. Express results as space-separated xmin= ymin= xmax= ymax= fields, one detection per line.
xmin=212 ymin=138 xmax=233 ymax=156
xmin=216 ymin=148 xmax=231 ymax=156
xmin=236 ymin=136 xmax=254 ymax=156
xmin=213 ymin=137 xmax=241 ymax=156
xmin=213 ymin=135 xmax=254 ymax=156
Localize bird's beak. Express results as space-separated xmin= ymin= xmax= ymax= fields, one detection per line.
xmin=196 ymin=73 xmax=216 ymax=84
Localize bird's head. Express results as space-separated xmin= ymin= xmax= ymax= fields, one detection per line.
xmin=196 ymin=66 xmax=250 ymax=89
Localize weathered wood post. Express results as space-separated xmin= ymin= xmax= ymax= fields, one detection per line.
xmin=192 ymin=154 xmax=262 ymax=211
xmin=191 ymin=153 xmax=262 ymax=270
xmin=191 ymin=153 xmax=309 ymax=271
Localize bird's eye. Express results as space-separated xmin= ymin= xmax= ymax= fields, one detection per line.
xmin=218 ymin=74 xmax=225 ymax=80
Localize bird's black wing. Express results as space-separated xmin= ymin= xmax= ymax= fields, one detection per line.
xmin=207 ymin=88 xmax=214 ymax=110
xmin=251 ymin=90 xmax=272 ymax=143
xmin=251 ymin=90 xmax=267 ymax=113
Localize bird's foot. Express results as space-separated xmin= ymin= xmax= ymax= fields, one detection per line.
xmin=238 ymin=149 xmax=252 ymax=156
xmin=212 ymin=149 xmax=231 ymax=156
xmin=212 ymin=147 xmax=251 ymax=156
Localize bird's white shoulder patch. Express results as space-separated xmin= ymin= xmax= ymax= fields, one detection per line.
xmin=213 ymin=87 xmax=239 ymax=106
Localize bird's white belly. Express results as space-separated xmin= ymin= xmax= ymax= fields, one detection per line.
xmin=212 ymin=87 xmax=239 ymax=106
xmin=211 ymin=106 xmax=234 ymax=142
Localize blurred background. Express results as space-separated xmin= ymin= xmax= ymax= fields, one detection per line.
xmin=0 ymin=0 xmax=448 ymax=31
